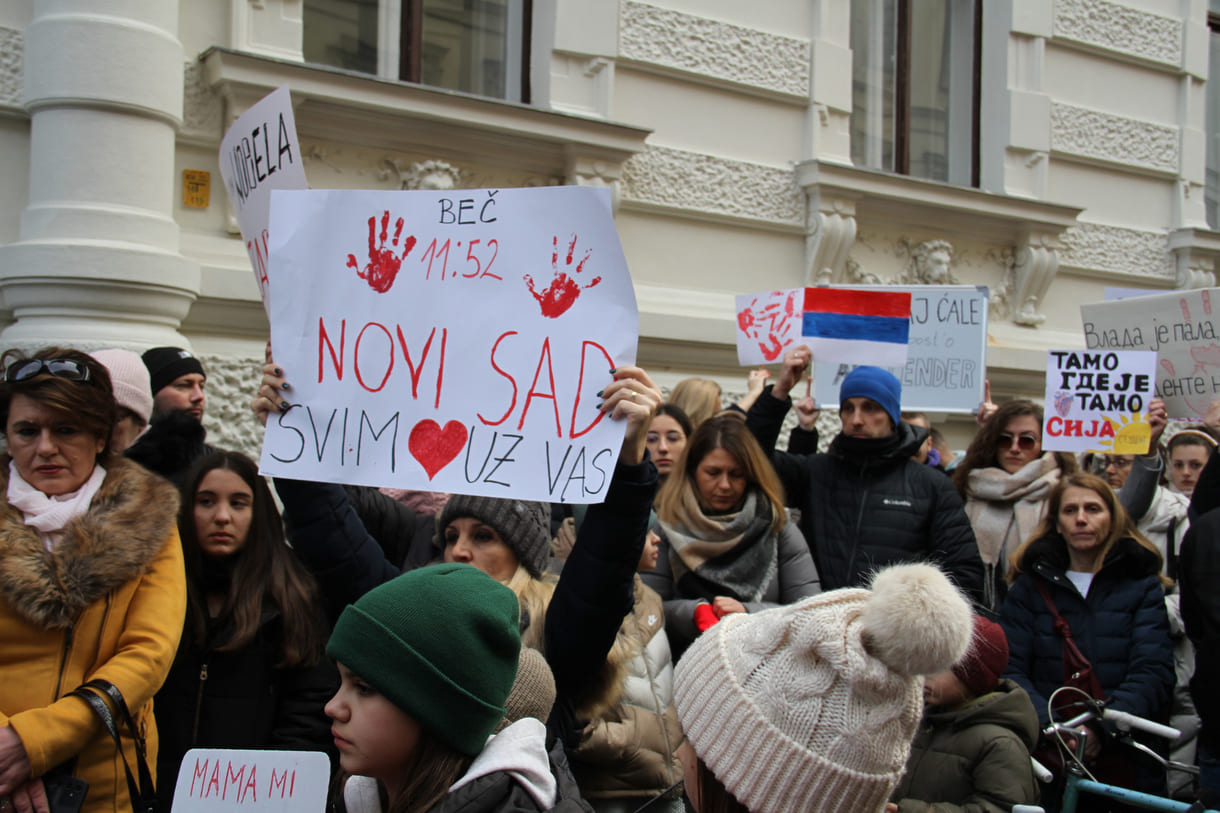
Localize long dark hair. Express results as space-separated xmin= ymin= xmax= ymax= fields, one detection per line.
xmin=331 ymin=730 xmax=473 ymax=813
xmin=952 ymin=399 xmax=1077 ymax=497
xmin=178 ymin=451 xmax=327 ymax=666
xmin=689 ymin=751 xmax=748 ymax=813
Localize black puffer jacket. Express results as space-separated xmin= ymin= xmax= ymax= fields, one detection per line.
xmin=154 ymin=608 xmax=338 ymax=810
xmin=746 ymin=388 xmax=984 ymax=601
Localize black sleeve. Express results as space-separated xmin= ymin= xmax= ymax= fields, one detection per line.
xmin=275 ymin=478 xmax=403 ymax=623
xmin=926 ymin=473 xmax=986 ymax=607
xmin=270 ymin=657 xmax=341 ymax=764
xmin=545 ymin=457 xmax=658 ymax=747
xmin=344 ymin=485 xmax=438 ymax=570
xmin=786 ymin=426 xmax=819 ymax=455
xmin=1191 ymin=448 xmax=1220 ymax=520
xmin=745 ymin=387 xmax=812 ymax=507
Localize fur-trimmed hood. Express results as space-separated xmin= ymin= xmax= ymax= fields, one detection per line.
xmin=0 ymin=456 xmax=180 ymax=628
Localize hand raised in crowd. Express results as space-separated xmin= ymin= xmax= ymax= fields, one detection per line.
xmin=746 ymin=367 xmax=770 ymax=395
xmin=251 ymin=361 xmax=292 ymax=427
xmin=794 ymin=395 xmax=820 ymax=431
xmin=1205 ymin=398 xmax=1220 ymax=432
xmin=1146 ymin=396 xmax=1168 ymax=450
xmin=976 ymin=379 xmax=998 ymax=426
xmin=599 ymin=366 xmax=662 ymax=466
xmin=773 ymin=345 xmax=812 ymax=402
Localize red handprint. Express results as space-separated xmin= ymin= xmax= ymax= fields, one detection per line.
xmin=346 ymin=210 xmax=417 ymax=293
xmin=737 ymin=291 xmax=799 ymax=361
xmin=524 ymin=235 xmax=602 ymax=318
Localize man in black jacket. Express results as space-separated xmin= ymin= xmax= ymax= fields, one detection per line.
xmin=746 ymin=346 xmax=984 ymax=604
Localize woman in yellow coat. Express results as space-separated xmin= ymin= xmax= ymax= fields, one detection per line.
xmin=0 ymin=348 xmax=185 ymax=813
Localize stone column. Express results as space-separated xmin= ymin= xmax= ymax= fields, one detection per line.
xmin=0 ymin=0 xmax=199 ymax=349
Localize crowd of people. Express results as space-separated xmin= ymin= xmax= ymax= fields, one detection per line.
xmin=1 ymin=341 xmax=1219 ymax=813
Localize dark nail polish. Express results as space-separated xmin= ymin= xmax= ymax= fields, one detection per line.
xmin=596 ymin=390 xmax=604 ymax=397
xmin=281 ymin=382 xmax=292 ymax=391
xmin=609 ymin=368 xmax=617 ymax=374
xmin=273 ymin=367 xmax=282 ymax=376
xmin=280 ymin=401 xmax=290 ymax=411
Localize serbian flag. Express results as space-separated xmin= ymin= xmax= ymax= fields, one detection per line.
xmin=801 ymin=288 xmax=912 ymax=367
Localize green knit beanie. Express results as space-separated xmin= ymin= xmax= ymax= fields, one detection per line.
xmin=326 ymin=563 xmax=522 ymax=755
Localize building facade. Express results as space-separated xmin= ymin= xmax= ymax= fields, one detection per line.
xmin=0 ymin=0 xmax=1217 ymax=452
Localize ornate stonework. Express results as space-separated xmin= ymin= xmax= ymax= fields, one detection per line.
xmin=1050 ymin=103 xmax=1178 ymax=175
xmin=182 ymin=61 xmax=223 ymax=141
xmin=0 ymin=28 xmax=23 ymax=107
xmin=1053 ymin=0 xmax=1181 ymax=66
xmin=383 ymin=159 xmax=463 ymax=190
xmin=199 ymin=353 xmax=267 ymax=461
xmin=1058 ymin=223 xmax=1175 ymax=279
xmin=618 ymin=1 xmax=810 ymax=98
xmin=904 ymin=240 xmax=959 ymax=285
xmin=621 ymin=145 xmax=804 ymax=226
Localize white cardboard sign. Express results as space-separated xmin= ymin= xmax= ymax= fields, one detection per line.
xmin=218 ymin=85 xmax=308 ymax=312
xmin=172 ymin=749 xmax=328 ymax=813
xmin=813 ymin=285 xmax=988 ymax=413
xmin=735 ymin=289 xmax=803 ymax=364
xmin=1040 ymin=349 xmax=1157 ymax=454
xmin=261 ymin=186 xmax=638 ymax=503
xmin=1080 ymin=288 xmax=1220 ymax=419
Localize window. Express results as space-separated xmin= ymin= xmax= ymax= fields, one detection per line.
xmin=1207 ymin=4 xmax=1220 ymax=228
xmin=850 ymin=0 xmax=980 ymax=186
xmin=302 ymin=0 xmax=530 ymax=102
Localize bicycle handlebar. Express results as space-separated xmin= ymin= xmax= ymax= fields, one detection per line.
xmin=1042 ymin=703 xmax=1180 ymax=741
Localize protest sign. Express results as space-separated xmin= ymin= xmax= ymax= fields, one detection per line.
xmin=813 ymin=285 xmax=988 ymax=413
xmin=1040 ymin=350 xmax=1157 ymax=454
xmin=735 ymin=289 xmax=803 ymax=364
xmin=218 ymin=85 xmax=308 ymax=313
xmin=172 ymin=749 xmax=328 ymax=813
xmin=261 ymin=186 xmax=638 ymax=503
xmin=1080 ymin=288 xmax=1220 ymax=419
xmin=802 ymin=288 xmax=912 ymax=368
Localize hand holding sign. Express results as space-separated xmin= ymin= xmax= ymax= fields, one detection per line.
xmin=772 ymin=345 xmax=812 ymax=401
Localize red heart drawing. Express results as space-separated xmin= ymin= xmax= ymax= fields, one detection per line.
xmin=408 ymin=419 xmax=468 ymax=480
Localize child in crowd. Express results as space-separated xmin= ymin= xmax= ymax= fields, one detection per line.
xmin=673 ymin=563 xmax=974 ymax=813
xmin=325 ymin=563 xmax=590 ymax=813
xmin=887 ymin=616 xmax=1040 ymax=813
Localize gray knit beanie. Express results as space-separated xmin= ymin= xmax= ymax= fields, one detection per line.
xmin=435 ymin=495 xmax=551 ymax=576
xmin=674 ymin=563 xmax=973 ymax=813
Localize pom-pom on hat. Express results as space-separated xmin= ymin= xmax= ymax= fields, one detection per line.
xmin=436 ymin=495 xmax=552 ymax=576
xmin=142 ymin=346 xmax=205 ymax=396
xmin=326 ymin=563 xmax=521 ymax=756
xmin=674 ymin=563 xmax=973 ymax=813
xmin=952 ymin=615 xmax=1010 ymax=698
xmin=840 ymin=366 xmax=903 ymax=430
xmin=91 ymin=349 xmax=153 ymax=426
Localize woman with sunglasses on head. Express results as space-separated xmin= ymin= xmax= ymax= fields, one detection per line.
xmin=0 ymin=348 xmax=186 ymax=813
xmin=953 ymin=399 xmax=1077 ymax=613
xmin=153 ymin=451 xmax=336 ymax=811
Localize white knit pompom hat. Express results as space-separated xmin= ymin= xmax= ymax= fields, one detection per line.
xmin=674 ymin=563 xmax=973 ymax=813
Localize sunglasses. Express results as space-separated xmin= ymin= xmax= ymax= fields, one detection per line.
xmin=997 ymin=432 xmax=1038 ymax=451
xmin=4 ymin=358 xmax=92 ymax=384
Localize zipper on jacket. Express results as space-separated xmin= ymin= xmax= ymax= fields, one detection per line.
xmin=191 ymin=660 xmax=210 ymax=744
xmin=52 ymin=623 xmax=75 ymax=701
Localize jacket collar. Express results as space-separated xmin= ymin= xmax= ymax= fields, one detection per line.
xmin=0 ymin=456 xmax=179 ymax=628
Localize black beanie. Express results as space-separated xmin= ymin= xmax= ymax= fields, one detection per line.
xmin=142 ymin=347 xmax=205 ymax=395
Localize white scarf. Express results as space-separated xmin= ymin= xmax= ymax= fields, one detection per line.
xmin=8 ymin=460 xmax=106 ymax=551
xmin=965 ymin=453 xmax=1062 ymax=568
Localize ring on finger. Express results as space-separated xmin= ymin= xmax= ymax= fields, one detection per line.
xmin=630 ymin=391 xmax=638 ymax=401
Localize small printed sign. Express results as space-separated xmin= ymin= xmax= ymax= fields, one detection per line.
xmin=183 ymin=170 xmax=210 ymax=208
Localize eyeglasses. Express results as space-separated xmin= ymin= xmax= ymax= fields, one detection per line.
xmin=997 ymin=432 xmax=1039 ymax=451
xmin=4 ymin=358 xmax=92 ymax=384
xmin=1104 ymin=456 xmax=1134 ymax=470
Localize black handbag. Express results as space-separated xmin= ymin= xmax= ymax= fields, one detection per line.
xmin=41 ymin=763 xmax=88 ymax=813
xmin=68 ymin=680 xmax=156 ymax=813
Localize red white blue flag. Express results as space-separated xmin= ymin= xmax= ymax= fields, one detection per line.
xmin=801 ymin=288 xmax=912 ymax=367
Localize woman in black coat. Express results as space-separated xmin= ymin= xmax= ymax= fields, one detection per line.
xmin=155 ymin=452 xmax=336 ymax=810
xmin=999 ymin=472 xmax=1173 ymax=802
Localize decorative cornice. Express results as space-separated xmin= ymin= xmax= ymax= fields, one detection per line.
xmin=1053 ymin=0 xmax=1181 ymax=67
xmin=1058 ymin=223 xmax=1174 ymax=279
xmin=1050 ymin=102 xmax=1178 ymax=174
xmin=621 ymin=145 xmax=804 ymax=228
xmin=0 ymin=27 xmax=23 ymax=109
xmin=618 ymin=1 xmax=810 ymax=99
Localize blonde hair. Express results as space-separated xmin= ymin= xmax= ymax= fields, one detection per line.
xmin=1007 ymin=472 xmax=1170 ymax=587
xmin=668 ymin=378 xmax=723 ymax=429
xmin=656 ymin=414 xmax=787 ymax=533
xmin=505 ymin=565 xmax=555 ymax=652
